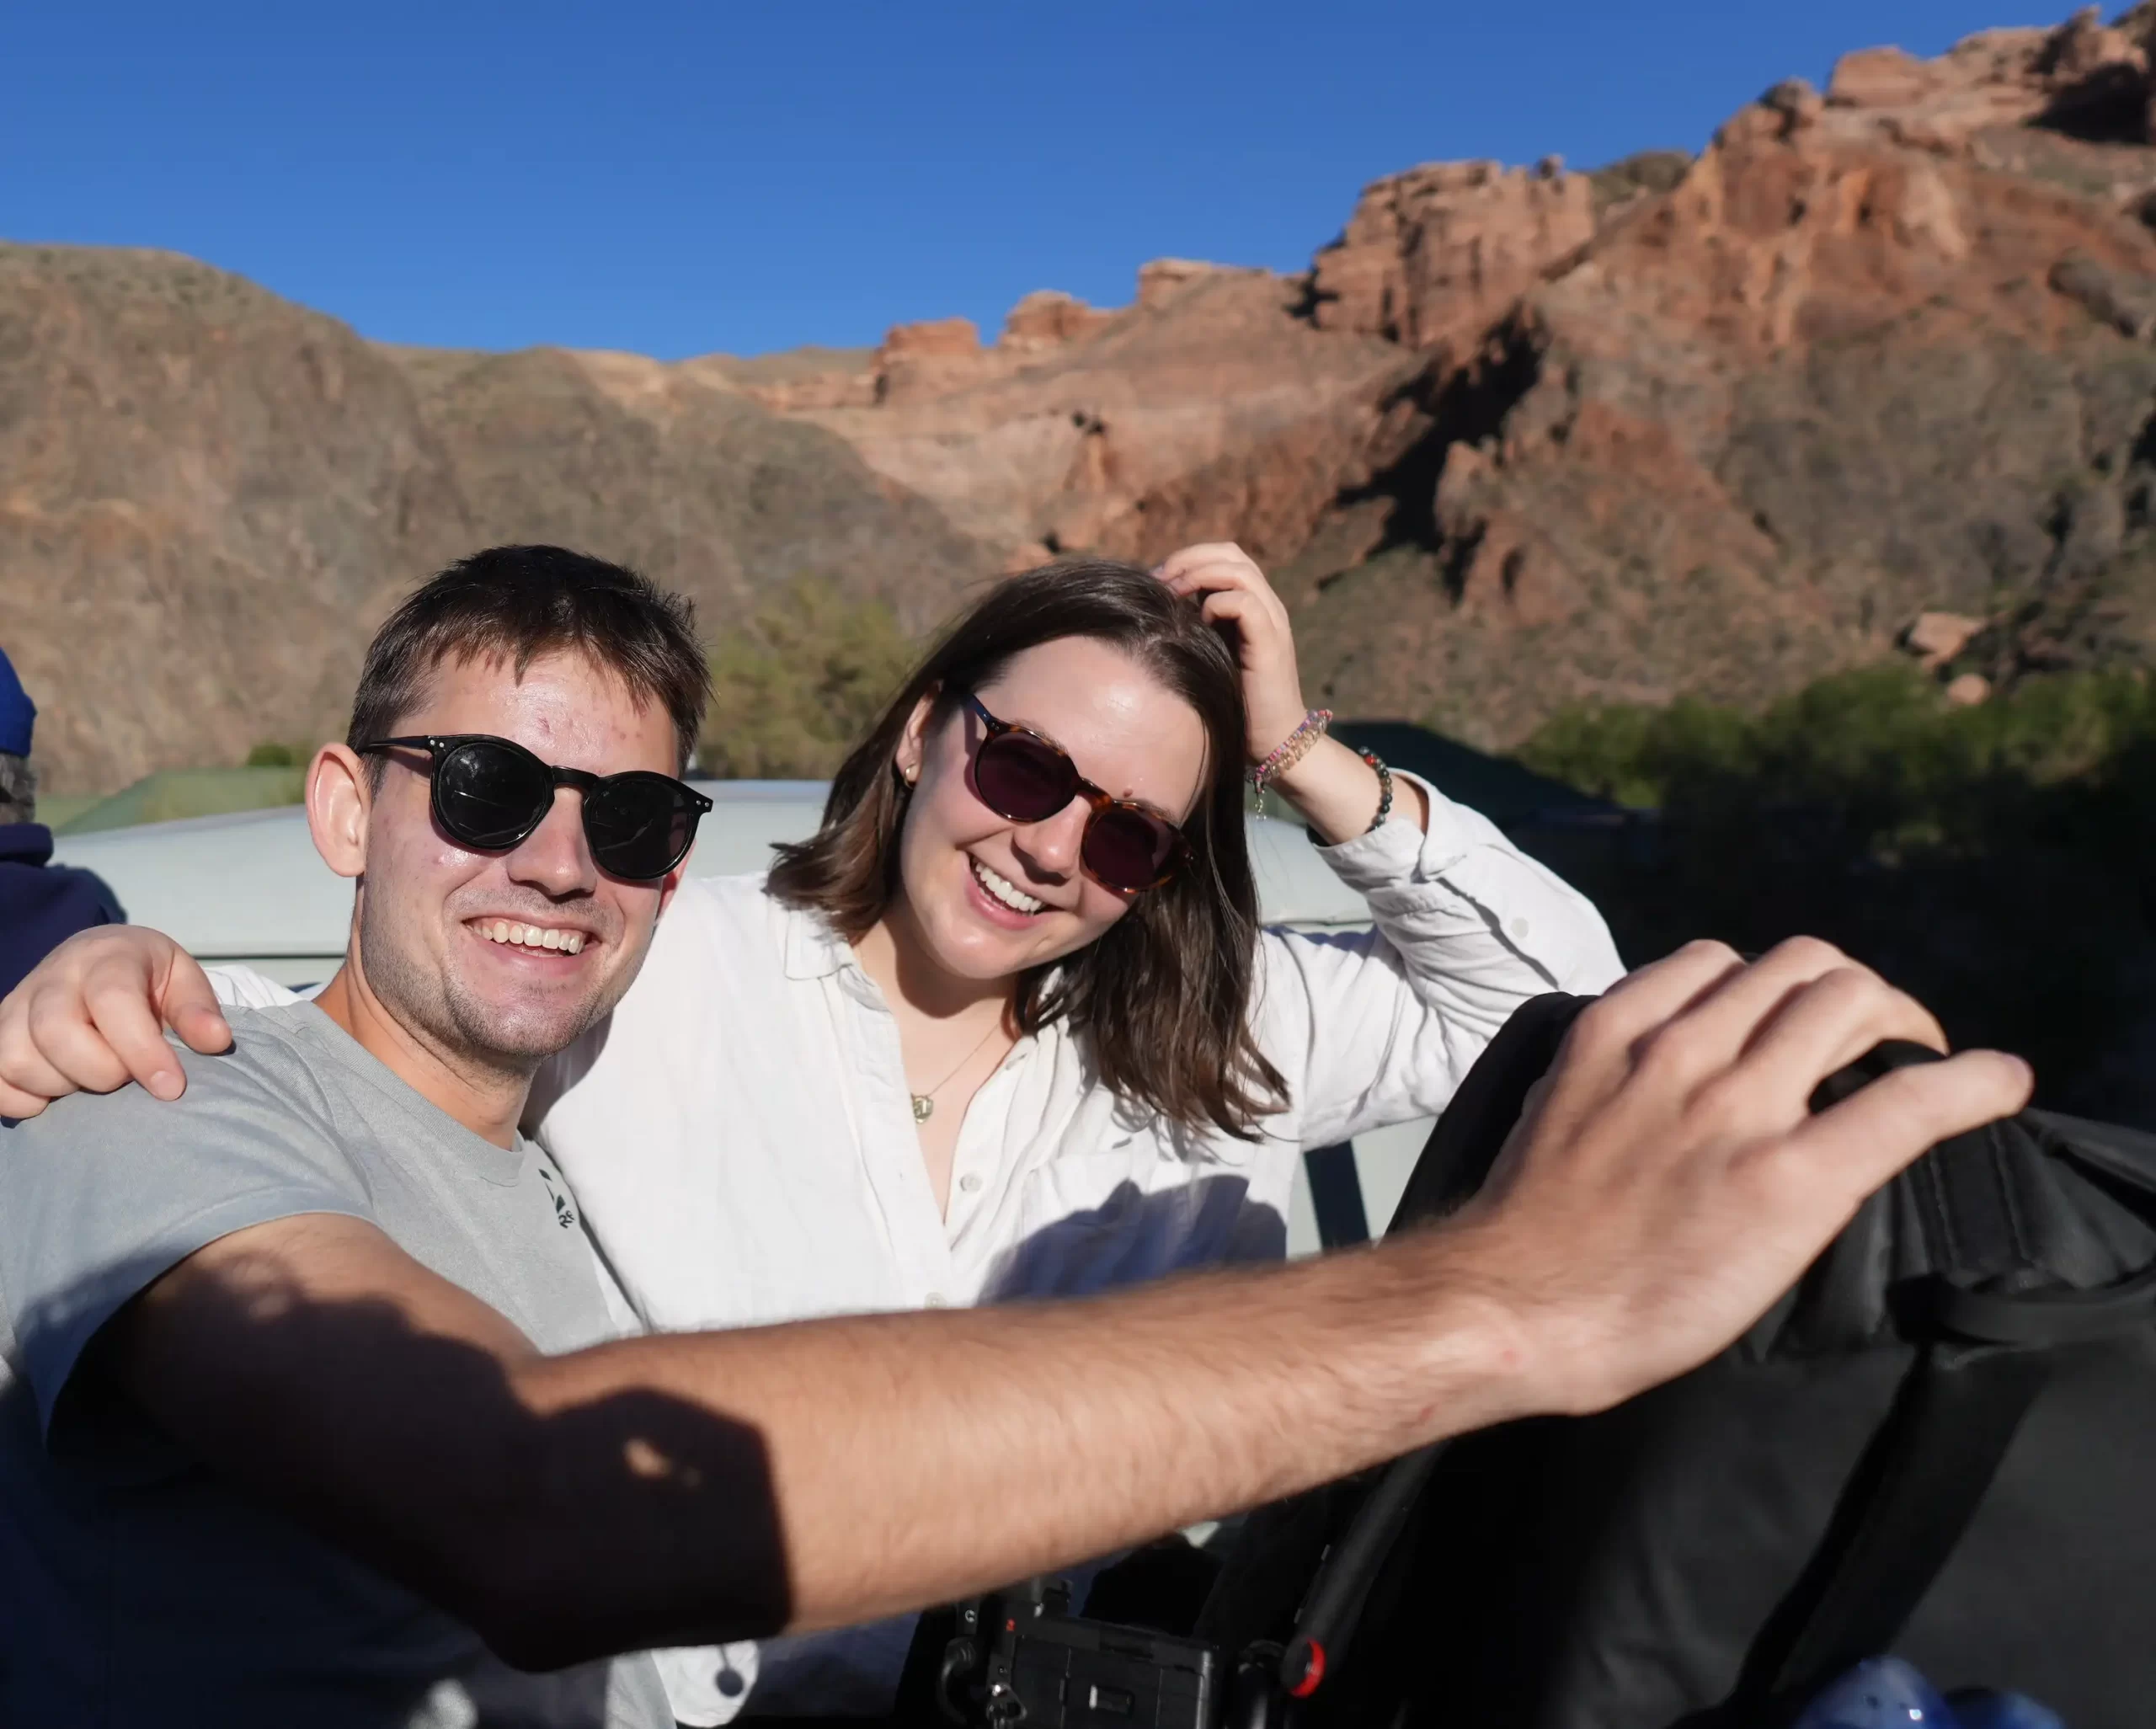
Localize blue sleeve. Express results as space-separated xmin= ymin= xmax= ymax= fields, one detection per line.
xmin=0 ymin=864 xmax=126 ymax=1001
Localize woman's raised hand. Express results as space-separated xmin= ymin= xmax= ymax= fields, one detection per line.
xmin=1155 ymin=542 xmax=1424 ymax=843
xmin=1153 ymin=542 xmax=1309 ymax=766
xmin=0 ymin=926 xmax=227 ymax=1118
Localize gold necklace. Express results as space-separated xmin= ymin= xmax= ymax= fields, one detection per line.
xmin=910 ymin=1017 xmax=1006 ymax=1123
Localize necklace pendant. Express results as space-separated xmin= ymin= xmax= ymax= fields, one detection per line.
xmin=911 ymin=1094 xmax=935 ymax=1123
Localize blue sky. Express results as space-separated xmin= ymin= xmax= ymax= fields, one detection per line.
xmin=5 ymin=1 xmax=2037 ymax=360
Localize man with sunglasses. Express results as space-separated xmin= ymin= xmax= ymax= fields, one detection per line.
xmin=0 ymin=544 xmax=2032 ymax=1729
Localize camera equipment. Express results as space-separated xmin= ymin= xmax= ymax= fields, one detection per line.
xmin=937 ymin=1579 xmax=1222 ymax=1729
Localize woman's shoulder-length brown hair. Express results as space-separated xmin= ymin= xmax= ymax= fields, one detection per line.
xmin=765 ymin=559 xmax=1289 ymax=1140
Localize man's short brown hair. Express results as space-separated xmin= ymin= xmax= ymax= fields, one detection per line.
xmin=348 ymin=547 xmax=711 ymax=773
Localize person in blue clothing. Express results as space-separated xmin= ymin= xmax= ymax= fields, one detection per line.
xmin=0 ymin=648 xmax=123 ymax=1001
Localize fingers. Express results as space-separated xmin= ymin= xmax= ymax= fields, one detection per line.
xmin=1198 ymin=589 xmax=1258 ymax=628
xmin=1153 ymin=542 xmax=1255 ymax=588
xmin=0 ymin=1081 xmax=50 ymax=1120
xmin=1705 ymin=935 xmax=1944 ymax=1059
xmin=1587 ymin=938 xmax=1944 ymax=1114
xmin=0 ymin=926 xmax=216 ymax=1109
xmin=1782 ymin=1047 xmax=2034 ymax=1204
xmin=0 ymin=1055 xmax=61 ymax=1118
xmin=1733 ymin=963 xmax=1946 ymax=1102
xmin=24 ymin=975 xmax=154 ymax=1098
xmin=78 ymin=955 xmax=195 ymax=1100
xmin=0 ymin=986 xmax=83 ymax=1107
xmin=1566 ymin=941 xmax=1748 ymax=1059
xmin=155 ymin=951 xmax=231 ymax=1057
xmin=170 ymin=1001 xmax=237 ymax=1059
xmin=1154 ymin=544 xmax=1283 ymax=610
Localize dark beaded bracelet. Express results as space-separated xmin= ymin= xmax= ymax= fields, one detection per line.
xmin=1304 ymin=748 xmax=1396 ymax=847
xmin=1358 ymin=749 xmax=1394 ymax=834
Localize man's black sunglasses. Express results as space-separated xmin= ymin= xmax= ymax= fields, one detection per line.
xmin=358 ymin=735 xmax=712 ymax=882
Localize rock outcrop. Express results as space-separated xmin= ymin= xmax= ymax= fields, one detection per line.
xmin=1307 ymin=158 xmax=1595 ymax=348
xmin=779 ymin=266 xmax=1428 ymax=567
xmin=1273 ymin=4 xmax=2156 ymax=744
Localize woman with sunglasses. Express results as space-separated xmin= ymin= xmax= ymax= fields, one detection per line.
xmin=541 ymin=545 xmax=1616 ymax=1341
xmin=0 ymin=542 xmax=1623 ymax=1718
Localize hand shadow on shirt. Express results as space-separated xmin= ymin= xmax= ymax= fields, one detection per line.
xmin=980 ymin=1175 xmax=1289 ymax=1302
xmin=7 ymin=1257 xmax=792 ymax=1726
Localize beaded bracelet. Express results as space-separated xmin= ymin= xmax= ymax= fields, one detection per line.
xmin=1251 ymin=708 xmax=1332 ymax=804
xmin=1358 ymin=749 xmax=1394 ymax=834
xmin=1303 ymin=748 xmax=1396 ymax=846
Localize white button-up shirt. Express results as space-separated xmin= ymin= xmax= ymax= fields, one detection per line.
xmin=211 ymin=775 xmax=1623 ymax=1720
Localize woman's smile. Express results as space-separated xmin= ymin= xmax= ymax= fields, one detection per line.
xmin=968 ymin=854 xmax=1047 ymax=919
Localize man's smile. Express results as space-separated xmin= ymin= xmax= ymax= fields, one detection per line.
xmin=467 ymin=917 xmax=590 ymax=956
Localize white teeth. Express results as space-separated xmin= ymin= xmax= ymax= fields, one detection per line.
xmin=971 ymin=857 xmax=1044 ymax=915
xmin=479 ymin=921 xmax=586 ymax=953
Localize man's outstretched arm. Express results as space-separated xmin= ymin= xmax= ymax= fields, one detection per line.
xmin=102 ymin=939 xmax=2032 ymax=1670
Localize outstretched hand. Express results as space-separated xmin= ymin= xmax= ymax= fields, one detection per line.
xmin=0 ymin=926 xmax=228 ymax=1118
xmin=1442 ymin=936 xmax=2033 ymax=1418
xmin=1154 ymin=542 xmax=1308 ymax=765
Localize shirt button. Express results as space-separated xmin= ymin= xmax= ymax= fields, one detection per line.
xmin=959 ymin=1174 xmax=982 ymax=1193
xmin=1508 ymin=916 xmax=1532 ymax=940
xmin=925 ymin=1291 xmax=948 ymax=1307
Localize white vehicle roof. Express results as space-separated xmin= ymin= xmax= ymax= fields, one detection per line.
xmin=50 ymin=781 xmax=1372 ymax=983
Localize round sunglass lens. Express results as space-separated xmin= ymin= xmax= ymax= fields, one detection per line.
xmin=435 ymin=741 xmax=551 ymax=850
xmin=1084 ymin=806 xmax=1177 ymax=892
xmin=586 ymin=776 xmax=693 ymax=879
xmin=974 ymin=729 xmax=1075 ymax=822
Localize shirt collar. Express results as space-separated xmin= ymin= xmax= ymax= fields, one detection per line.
xmin=0 ymin=822 xmax=54 ymax=866
xmin=782 ymin=903 xmax=857 ymax=981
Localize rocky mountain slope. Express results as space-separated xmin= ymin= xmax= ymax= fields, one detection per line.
xmin=13 ymin=4 xmax=2156 ymax=791
xmin=0 ymin=251 xmax=990 ymax=792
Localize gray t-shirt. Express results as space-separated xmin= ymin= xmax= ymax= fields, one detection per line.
xmin=0 ymin=1002 xmax=672 ymax=1729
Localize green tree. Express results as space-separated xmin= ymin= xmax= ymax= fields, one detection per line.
xmin=698 ymin=577 xmax=920 ymax=779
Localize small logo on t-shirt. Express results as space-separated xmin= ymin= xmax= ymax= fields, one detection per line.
xmin=536 ymin=1166 xmax=577 ymax=1230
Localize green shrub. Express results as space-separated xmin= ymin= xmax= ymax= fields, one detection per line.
xmin=1513 ymin=666 xmax=2156 ymax=1123
xmin=244 ymin=741 xmax=299 ymax=767
xmin=698 ymin=577 xmax=920 ymax=779
xmin=1521 ymin=664 xmax=2156 ymax=856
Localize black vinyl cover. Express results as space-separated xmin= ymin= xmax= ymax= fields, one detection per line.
xmin=1363 ymin=995 xmax=2156 ymax=1729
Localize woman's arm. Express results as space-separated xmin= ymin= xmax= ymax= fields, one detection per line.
xmin=1153 ymin=544 xmax=1623 ymax=1146
xmin=1259 ymin=788 xmax=1624 ymax=1148
xmin=1156 ymin=543 xmax=1424 ymax=847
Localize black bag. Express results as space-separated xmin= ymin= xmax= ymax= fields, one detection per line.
xmin=1215 ymin=994 xmax=2156 ymax=1729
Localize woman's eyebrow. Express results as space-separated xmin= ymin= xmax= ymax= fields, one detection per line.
xmin=990 ymin=705 xmax=1081 ymax=763
xmin=984 ymin=702 xmax=1185 ymax=823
